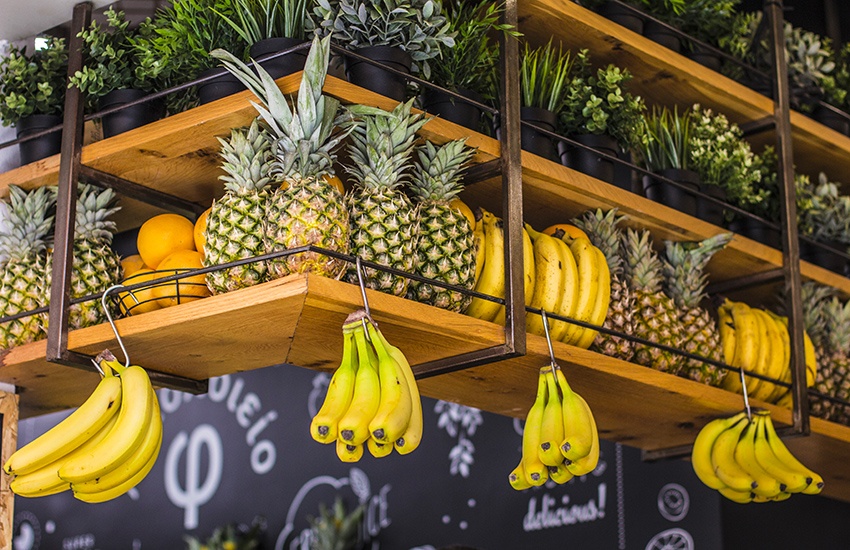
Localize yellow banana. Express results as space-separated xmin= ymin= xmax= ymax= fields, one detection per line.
xmin=762 ymin=413 xmax=823 ymax=494
xmin=753 ymin=309 xmax=783 ymax=402
xmin=521 ymin=368 xmax=549 ymax=486
xmin=547 ymin=460 xmax=575 ymax=484
xmin=718 ymin=486 xmax=754 ymax=504
xmin=72 ymin=437 xmax=160 ymax=504
xmin=366 ymin=320 xmax=412 ymax=444
xmin=710 ymin=416 xmax=757 ymax=493
xmin=748 ymin=309 xmax=774 ymax=402
xmin=717 ymin=302 xmax=738 ymax=383
xmin=549 ymin=234 xmax=579 ymax=343
xmin=337 ymin=323 xmax=381 ymax=446
xmin=5 ymin=365 xmax=122 ymax=476
xmin=561 ymin=236 xmax=599 ymax=346
xmin=565 ymin=406 xmax=599 ymax=476
xmin=751 ymin=412 xmax=809 ymax=493
xmin=764 ymin=312 xmax=791 ymax=403
xmin=803 ymin=330 xmax=817 ymax=387
xmin=509 ymin=461 xmax=532 ymax=491
xmin=59 ymin=364 xmax=154 ymax=485
xmin=524 ymin=225 xmax=568 ymax=338
xmin=472 ymin=209 xmax=486 ymax=287
xmin=733 ymin=417 xmax=784 ymax=498
xmin=366 ymin=437 xmax=393 ymax=458
xmin=335 ymin=439 xmax=364 ymax=463
xmin=491 ymin=224 xmax=536 ymax=327
xmin=310 ymin=328 xmax=358 ymax=444
xmin=538 ymin=368 xmax=566 ymax=466
xmin=690 ymin=411 xmax=747 ymax=490
xmin=555 ymin=366 xmax=595 ymax=462
xmin=466 ymin=212 xmax=505 ymax=322
xmin=723 ymin=301 xmax=762 ymax=396
xmin=72 ymin=388 xmax=163 ymax=495
xmin=573 ymin=247 xmax=611 ymax=350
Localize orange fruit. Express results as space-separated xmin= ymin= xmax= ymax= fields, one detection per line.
xmin=137 ymin=213 xmax=196 ymax=269
xmin=118 ymin=269 xmax=162 ymax=315
xmin=120 ymin=254 xmax=147 ymax=278
xmin=152 ymin=249 xmax=212 ymax=308
xmin=449 ymin=198 xmax=476 ymax=229
xmin=194 ymin=208 xmax=211 ymax=257
xmin=543 ymin=223 xmax=589 ymax=241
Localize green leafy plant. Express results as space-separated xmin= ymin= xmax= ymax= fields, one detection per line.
xmin=425 ymin=0 xmax=520 ymax=104
xmin=184 ymin=517 xmax=265 ymax=550
xmin=307 ymin=497 xmax=366 ymax=550
xmin=678 ymin=0 xmax=741 ymax=51
xmin=313 ymin=0 xmax=456 ymax=78
xmin=69 ymin=8 xmax=168 ymax=105
xmin=559 ymin=49 xmax=645 ymax=150
xmin=0 ymin=37 xmax=67 ymax=126
xmin=216 ymin=0 xmax=311 ymax=45
xmin=520 ymin=40 xmax=573 ymax=112
xmin=634 ymin=105 xmax=694 ymax=172
xmin=821 ymin=42 xmax=850 ymax=112
xmin=798 ymin=172 xmax=850 ymax=243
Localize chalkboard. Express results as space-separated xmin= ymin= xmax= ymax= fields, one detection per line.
xmin=11 ymin=363 xmax=722 ymax=549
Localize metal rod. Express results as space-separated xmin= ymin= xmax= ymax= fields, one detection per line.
xmin=413 ymin=344 xmax=522 ymax=379
xmin=740 ymin=117 xmax=776 ymax=137
xmin=464 ymin=159 xmax=502 ymax=185
xmin=46 ymin=1 xmax=91 ymax=365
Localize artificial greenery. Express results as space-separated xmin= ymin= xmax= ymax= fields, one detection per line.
xmin=425 ymin=0 xmax=519 ymax=104
xmin=798 ymin=172 xmax=850 ymax=243
xmin=520 ymin=40 xmax=573 ymax=112
xmin=307 ymin=497 xmax=365 ymax=550
xmin=559 ymin=49 xmax=645 ymax=150
xmin=821 ymin=42 xmax=850 ymax=112
xmin=0 ymin=37 xmax=68 ymax=126
xmin=634 ymin=105 xmax=694 ymax=172
xmin=313 ymin=0 xmax=455 ymax=79
xmin=677 ymin=0 xmax=740 ymax=51
xmin=216 ymin=0 xmax=311 ymax=46
xmin=184 ymin=517 xmax=265 ymax=550
xmin=69 ymin=8 xmax=168 ymax=106
xmin=688 ymin=104 xmax=759 ymax=197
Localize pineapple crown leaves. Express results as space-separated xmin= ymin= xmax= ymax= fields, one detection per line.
xmin=621 ymin=227 xmax=665 ymax=294
xmin=211 ymin=33 xmax=348 ymax=182
xmin=217 ymin=118 xmax=275 ymax=193
xmin=75 ymin=184 xmax=120 ymax=244
xmin=821 ymin=296 xmax=850 ymax=354
xmin=661 ymin=233 xmax=733 ymax=308
xmin=0 ymin=185 xmax=57 ymax=263
xmin=409 ymin=137 xmax=476 ymax=202
xmin=307 ymin=497 xmax=365 ymax=549
xmin=342 ymin=98 xmax=430 ymax=190
xmin=791 ymin=280 xmax=836 ymax=345
xmin=571 ymin=207 xmax=628 ymax=276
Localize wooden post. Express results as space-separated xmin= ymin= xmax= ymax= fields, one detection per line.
xmin=0 ymin=390 xmax=18 ymax=548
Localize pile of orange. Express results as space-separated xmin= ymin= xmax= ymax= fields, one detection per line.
xmin=119 ymin=210 xmax=211 ymax=316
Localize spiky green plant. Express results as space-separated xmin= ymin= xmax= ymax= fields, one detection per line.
xmin=520 ymin=39 xmax=573 ymax=112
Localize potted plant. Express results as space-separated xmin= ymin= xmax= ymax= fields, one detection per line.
xmin=798 ymin=172 xmax=850 ymax=273
xmin=0 ymin=36 xmax=67 ymax=164
xmin=145 ymin=0 xmax=247 ymax=105
xmin=816 ymin=42 xmax=850 ymax=135
xmin=313 ymin=0 xmax=456 ymax=101
xmin=558 ymin=49 xmax=645 ymax=185
xmin=634 ymin=105 xmax=700 ymax=215
xmin=421 ymin=0 xmax=519 ymax=131
xmin=519 ymin=39 xmax=573 ymax=160
xmin=677 ymin=0 xmax=740 ymax=71
xmin=69 ymin=8 xmax=168 ymax=138
xmin=216 ymin=0 xmax=312 ymax=80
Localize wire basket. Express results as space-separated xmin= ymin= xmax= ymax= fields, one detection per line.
xmin=114 ymin=268 xmax=211 ymax=317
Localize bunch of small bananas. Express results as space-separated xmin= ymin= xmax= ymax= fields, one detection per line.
xmin=466 ymin=208 xmax=611 ymax=350
xmin=691 ymin=409 xmax=823 ymax=503
xmin=310 ymin=310 xmax=422 ymax=461
xmin=4 ymin=350 xmax=162 ymax=503
xmin=509 ymin=365 xmax=599 ymax=490
xmin=717 ymin=299 xmax=816 ymax=404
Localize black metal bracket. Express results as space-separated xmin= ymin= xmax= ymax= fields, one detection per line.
xmin=706 ymin=268 xmax=785 ymax=295
xmin=740 ymin=116 xmax=776 ymax=137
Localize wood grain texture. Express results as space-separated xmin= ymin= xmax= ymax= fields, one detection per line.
xmin=0 ymin=390 xmax=18 ymax=548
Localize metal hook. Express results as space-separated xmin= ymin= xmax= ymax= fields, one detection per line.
xmin=738 ymin=364 xmax=752 ymax=421
xmin=541 ymin=310 xmax=558 ymax=375
xmin=102 ymin=284 xmax=131 ymax=369
xmin=355 ymin=256 xmax=373 ymax=323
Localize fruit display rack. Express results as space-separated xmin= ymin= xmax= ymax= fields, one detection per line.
xmin=3 ymin=0 xmax=850 ymax=504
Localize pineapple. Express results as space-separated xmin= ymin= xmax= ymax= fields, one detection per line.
xmin=406 ymin=138 xmax=477 ymax=312
xmin=798 ymin=281 xmax=834 ymax=419
xmin=212 ymin=34 xmax=350 ymax=280
xmin=622 ymin=228 xmax=684 ymax=374
xmin=811 ymin=296 xmax=850 ymax=423
xmin=572 ymin=208 xmax=635 ymax=361
xmin=343 ymin=99 xmax=429 ymax=296
xmin=204 ymin=119 xmax=274 ymax=294
xmin=0 ymin=185 xmax=56 ymax=349
xmin=661 ymin=233 xmax=733 ymax=386
xmin=69 ymin=184 xmax=123 ymax=329
xmin=308 ymin=497 xmax=365 ymax=550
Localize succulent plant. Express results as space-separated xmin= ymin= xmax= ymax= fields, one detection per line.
xmin=798 ymin=172 xmax=850 ymax=244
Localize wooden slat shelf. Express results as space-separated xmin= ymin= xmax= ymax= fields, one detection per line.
xmin=517 ymin=0 xmax=850 ymax=183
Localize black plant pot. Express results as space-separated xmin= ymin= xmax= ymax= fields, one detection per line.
xmin=557 ymin=133 xmax=619 ymax=184
xmin=196 ymin=67 xmax=245 ymax=105
xmin=16 ymin=114 xmax=62 ymax=165
xmin=345 ymin=46 xmax=412 ymax=101
xmin=813 ymin=104 xmax=850 ymax=136
xmin=643 ymin=20 xmax=681 ymax=53
xmin=727 ymin=217 xmax=781 ymax=249
xmin=519 ymin=106 xmax=558 ymax=160
xmin=642 ymin=168 xmax=699 ymax=217
xmin=597 ymin=1 xmax=644 ymax=34
xmin=696 ymin=183 xmax=727 ymax=226
xmin=98 ymin=88 xmax=165 ymax=138
xmin=687 ymin=43 xmax=722 ymax=72
xmin=250 ymin=37 xmax=308 ymax=80
xmin=800 ymin=238 xmax=848 ymax=274
xmin=421 ymin=87 xmax=484 ymax=131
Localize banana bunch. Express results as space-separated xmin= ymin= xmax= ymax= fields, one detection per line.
xmin=691 ymin=409 xmax=823 ymax=503
xmin=717 ymin=299 xmax=816 ymax=404
xmin=509 ymin=365 xmax=599 ymax=490
xmin=310 ymin=310 xmax=422 ymax=461
xmin=4 ymin=350 xmax=162 ymax=503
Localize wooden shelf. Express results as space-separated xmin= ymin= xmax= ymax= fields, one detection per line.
xmin=517 ymin=0 xmax=850 ymax=182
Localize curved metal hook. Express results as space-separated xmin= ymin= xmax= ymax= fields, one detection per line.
xmin=101 ymin=284 xmax=131 ymax=369
xmin=541 ymin=310 xmax=558 ymax=375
